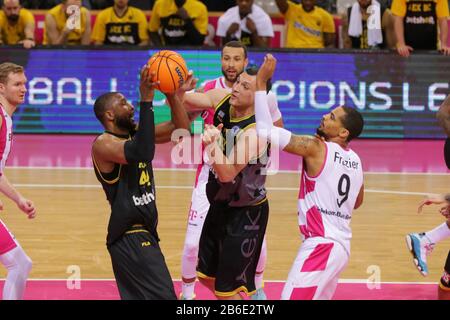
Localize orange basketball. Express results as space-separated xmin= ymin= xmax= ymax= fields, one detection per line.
xmin=147 ymin=50 xmax=188 ymax=94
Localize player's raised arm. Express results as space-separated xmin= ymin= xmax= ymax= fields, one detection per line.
xmin=92 ymin=65 xmax=158 ymax=166
xmin=181 ymin=88 xmax=230 ymax=112
xmin=254 ymin=54 xmax=323 ymax=158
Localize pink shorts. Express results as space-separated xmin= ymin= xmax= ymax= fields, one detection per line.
xmin=0 ymin=219 xmax=17 ymax=255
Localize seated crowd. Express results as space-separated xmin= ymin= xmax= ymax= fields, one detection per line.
xmin=0 ymin=0 xmax=448 ymax=56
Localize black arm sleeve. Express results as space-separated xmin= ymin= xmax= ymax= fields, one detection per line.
xmin=124 ymin=101 xmax=155 ymax=163
xmin=184 ymin=19 xmax=205 ymax=45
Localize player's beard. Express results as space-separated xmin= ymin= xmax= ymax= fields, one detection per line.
xmin=7 ymin=14 xmax=19 ymax=23
xmin=316 ymin=127 xmax=328 ymax=140
xmin=115 ymin=114 xmax=136 ymax=134
xmin=222 ymin=68 xmax=242 ymax=83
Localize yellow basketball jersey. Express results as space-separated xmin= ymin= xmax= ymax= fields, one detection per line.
xmin=0 ymin=8 xmax=35 ymax=44
xmin=43 ymin=4 xmax=88 ymax=45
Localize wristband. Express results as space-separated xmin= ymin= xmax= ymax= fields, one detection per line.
xmin=139 ymin=101 xmax=154 ymax=110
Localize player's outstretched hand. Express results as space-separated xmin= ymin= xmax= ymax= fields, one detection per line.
xmin=417 ymin=194 xmax=447 ymax=213
xmin=439 ymin=205 xmax=450 ymax=219
xmin=140 ymin=64 xmax=160 ymax=102
xmin=17 ymin=197 xmax=36 ymax=219
xmin=178 ymin=70 xmax=198 ymax=94
xmin=256 ymin=54 xmax=277 ymax=91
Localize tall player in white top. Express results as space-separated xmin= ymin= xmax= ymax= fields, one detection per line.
xmin=180 ymin=41 xmax=283 ymax=300
xmin=255 ymin=55 xmax=365 ymax=300
xmin=0 ymin=62 xmax=36 ymax=300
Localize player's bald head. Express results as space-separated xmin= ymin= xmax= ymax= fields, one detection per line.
xmin=94 ymin=92 xmax=121 ymax=125
xmin=3 ymin=0 xmax=20 ymax=7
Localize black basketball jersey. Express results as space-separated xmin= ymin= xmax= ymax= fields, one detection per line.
xmin=93 ymin=132 xmax=159 ymax=246
xmin=404 ymin=0 xmax=438 ymax=50
xmin=206 ymin=95 xmax=269 ymax=207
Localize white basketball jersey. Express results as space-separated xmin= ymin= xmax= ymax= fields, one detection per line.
xmin=297 ymin=141 xmax=363 ymax=253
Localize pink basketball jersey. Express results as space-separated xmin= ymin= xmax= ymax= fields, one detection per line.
xmin=0 ymin=104 xmax=13 ymax=176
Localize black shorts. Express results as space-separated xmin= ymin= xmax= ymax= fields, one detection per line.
xmin=197 ymin=200 xmax=269 ymax=297
xmin=444 ymin=138 xmax=450 ymax=169
xmin=440 ymin=250 xmax=450 ymax=290
xmin=108 ymin=227 xmax=176 ymax=300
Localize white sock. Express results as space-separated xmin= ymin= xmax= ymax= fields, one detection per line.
xmin=182 ymin=281 xmax=196 ymax=299
xmin=425 ymin=222 xmax=450 ymax=244
xmin=0 ymin=245 xmax=32 ymax=300
xmin=254 ymin=272 xmax=264 ymax=290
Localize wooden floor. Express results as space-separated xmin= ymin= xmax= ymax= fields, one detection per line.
xmin=0 ymin=168 xmax=449 ymax=284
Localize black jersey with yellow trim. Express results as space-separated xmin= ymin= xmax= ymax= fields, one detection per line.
xmin=207 ymin=95 xmax=270 ymax=207
xmin=404 ymin=0 xmax=439 ymax=50
xmin=92 ymin=132 xmax=159 ymax=246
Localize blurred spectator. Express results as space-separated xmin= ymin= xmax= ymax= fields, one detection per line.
xmin=43 ymin=0 xmax=91 ymax=45
xmin=0 ymin=0 xmax=35 ymax=48
xmin=217 ymin=0 xmax=274 ymax=47
xmin=286 ymin=0 xmax=337 ymax=12
xmin=149 ymin=0 xmax=208 ymax=46
xmin=200 ymin=0 xmax=235 ymax=11
xmin=275 ymin=0 xmax=336 ymax=48
xmin=91 ymin=0 xmax=149 ymax=45
xmin=391 ymin=0 xmax=450 ymax=57
xmin=342 ymin=0 xmax=396 ymax=49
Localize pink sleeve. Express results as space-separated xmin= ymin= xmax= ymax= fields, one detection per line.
xmin=203 ymin=80 xmax=217 ymax=92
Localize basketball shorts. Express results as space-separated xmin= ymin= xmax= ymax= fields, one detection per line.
xmin=108 ymin=225 xmax=176 ymax=300
xmin=197 ymin=200 xmax=269 ymax=297
xmin=281 ymin=237 xmax=349 ymax=300
xmin=440 ymin=250 xmax=450 ymax=291
xmin=0 ymin=219 xmax=17 ymax=255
